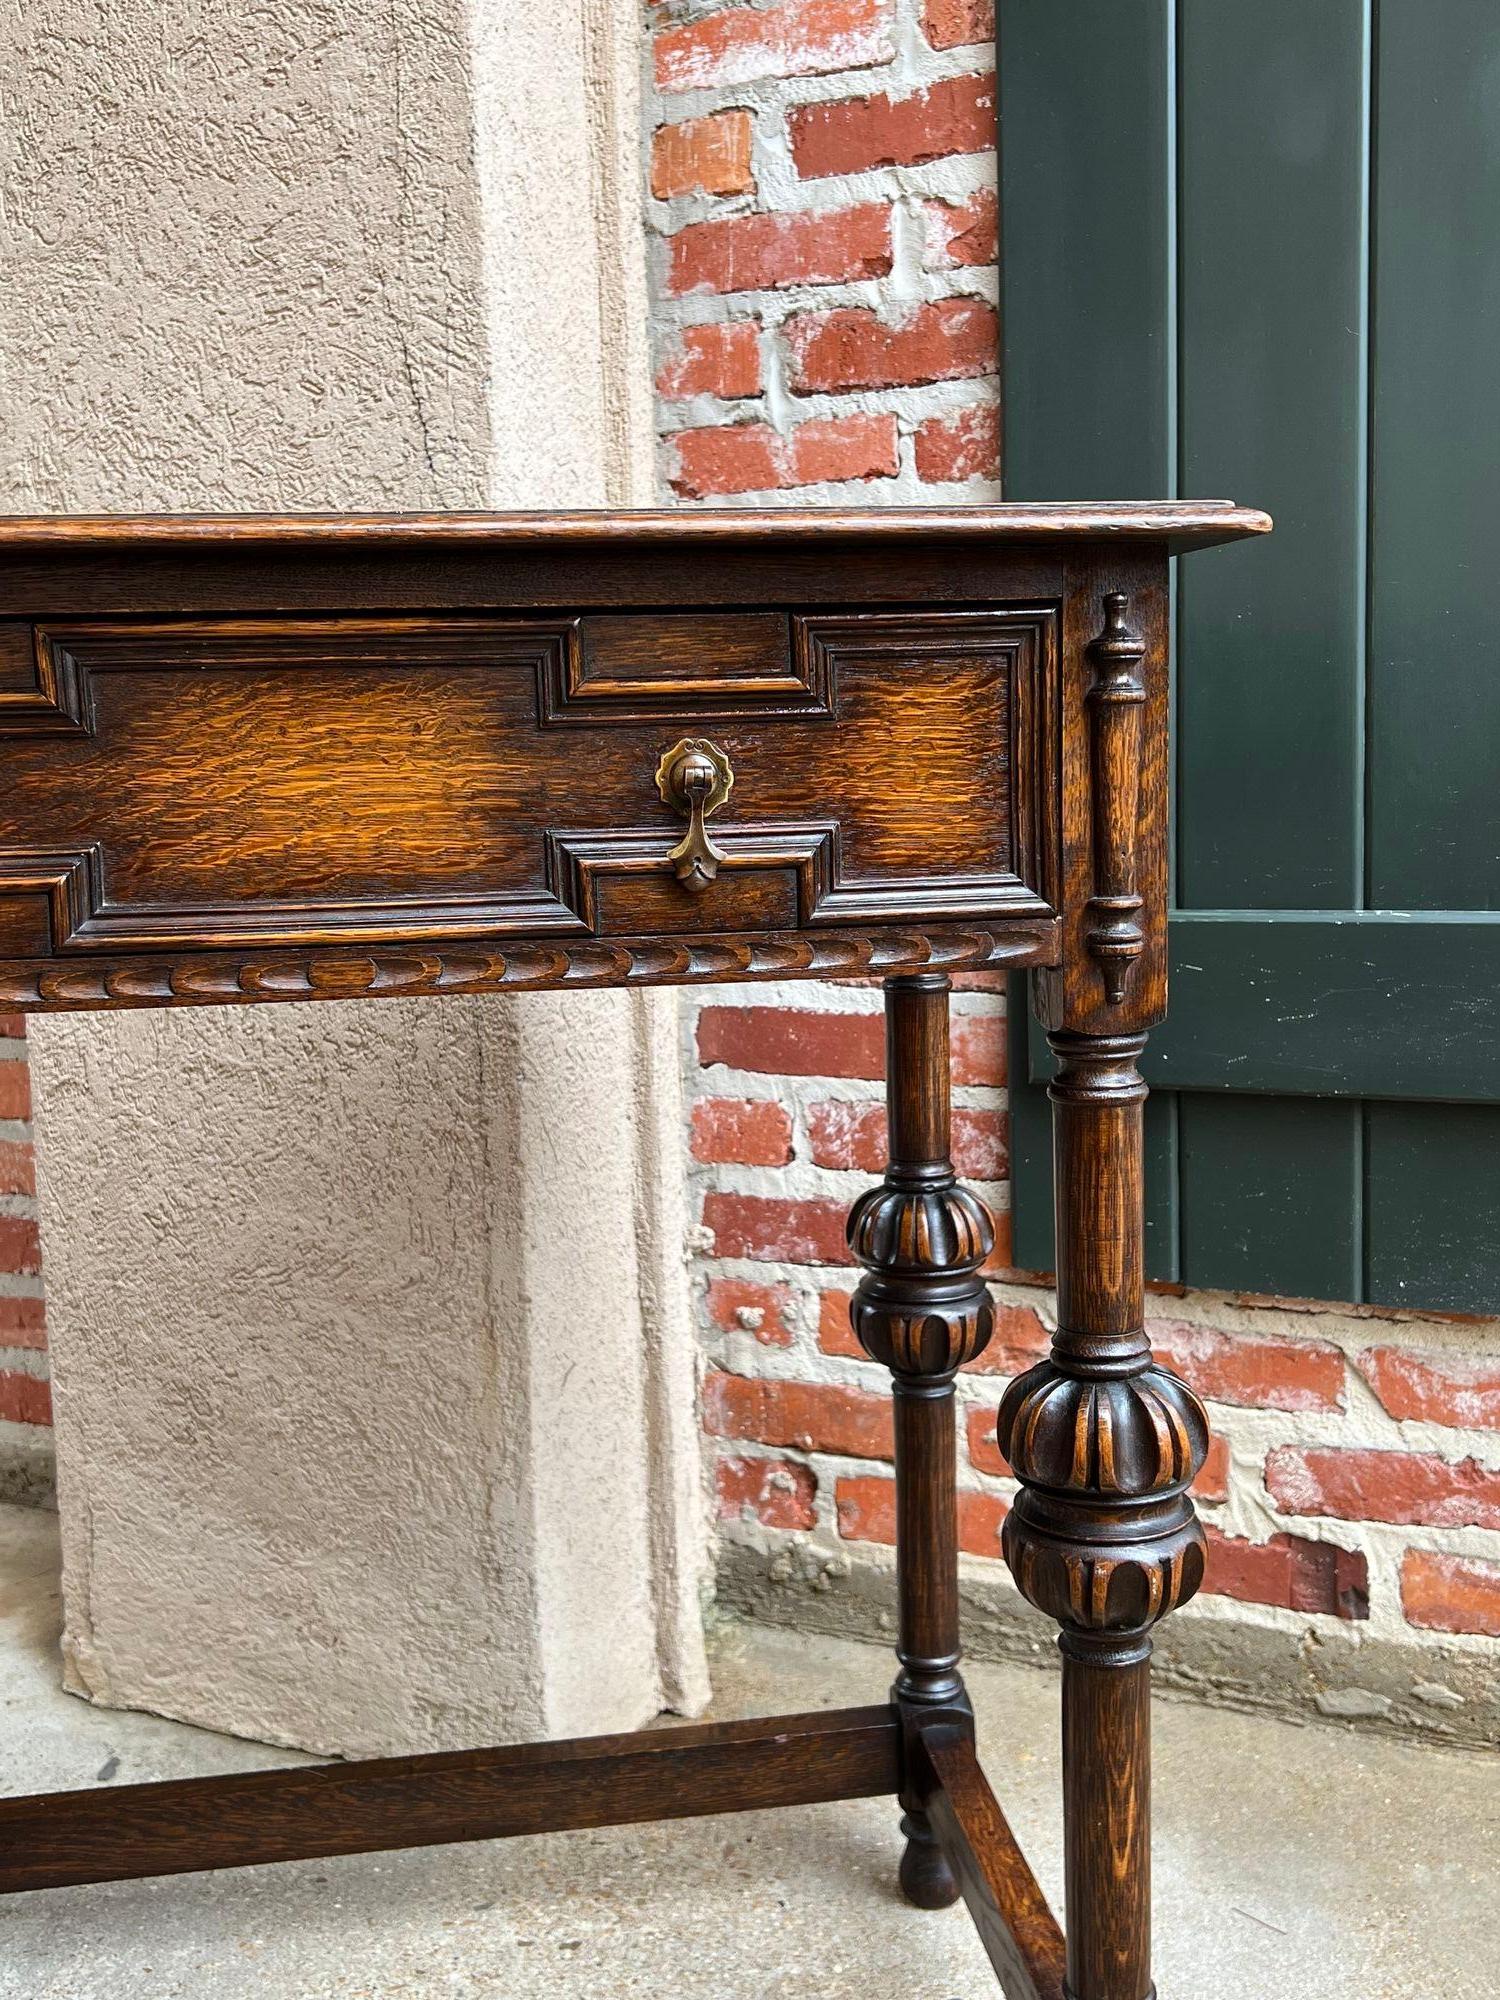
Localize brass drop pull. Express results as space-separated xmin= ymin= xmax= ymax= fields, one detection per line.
xmin=655 ymin=737 xmax=734 ymax=891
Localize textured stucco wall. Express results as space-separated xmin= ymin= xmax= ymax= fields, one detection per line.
xmin=37 ymin=995 xmax=704 ymax=1752
xmin=7 ymin=0 xmax=709 ymax=1751
xmin=0 ymin=0 xmax=489 ymax=509
xmin=470 ymin=8 xmax=655 ymax=501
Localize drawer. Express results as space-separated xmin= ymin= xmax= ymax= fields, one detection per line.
xmin=0 ymin=608 xmax=1058 ymax=958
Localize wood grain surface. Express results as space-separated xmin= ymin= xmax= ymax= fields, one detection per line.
xmin=0 ymin=502 xmax=1272 ymax=551
xmin=0 ymin=606 xmax=1056 ymax=996
xmin=0 ymin=1706 xmax=901 ymax=1894
xmin=918 ymin=1723 xmax=1068 ymax=2000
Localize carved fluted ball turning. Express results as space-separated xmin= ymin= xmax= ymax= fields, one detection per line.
xmin=848 ymin=1175 xmax=991 ymax=1274
xmin=848 ymin=1178 xmax=994 ymax=1376
xmin=1002 ymin=1487 xmax=1206 ymax=1637
xmin=998 ymin=1351 xmax=1209 ymax=1637
xmin=998 ymin=1359 xmax=1209 ymax=1497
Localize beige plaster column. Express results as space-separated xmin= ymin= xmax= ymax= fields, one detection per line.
xmin=4 ymin=0 xmax=709 ymax=1754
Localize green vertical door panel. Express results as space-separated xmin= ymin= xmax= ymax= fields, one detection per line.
xmin=1177 ymin=1095 xmax=1361 ymax=1303
xmin=1365 ymin=1104 xmax=1500 ymax=1313
xmin=1177 ymin=0 xmax=1369 ymax=909
xmin=1166 ymin=2 xmax=1371 ymax=1301
xmin=1142 ymin=1090 xmax=1180 ymax=1281
xmin=997 ymin=0 xmax=1173 ymax=501
xmin=1368 ymin=2 xmax=1500 ymax=908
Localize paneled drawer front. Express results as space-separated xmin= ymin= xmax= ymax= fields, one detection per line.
xmin=549 ymin=611 xmax=826 ymax=720
xmin=0 ymin=609 xmax=1057 ymax=958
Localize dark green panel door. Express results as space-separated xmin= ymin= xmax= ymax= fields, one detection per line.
xmin=1369 ymin=2 xmax=1500 ymax=909
xmin=996 ymin=0 xmax=1173 ymax=503
xmin=1177 ymin=0 xmax=1368 ymax=909
xmin=1001 ymin=0 xmax=1500 ymax=1314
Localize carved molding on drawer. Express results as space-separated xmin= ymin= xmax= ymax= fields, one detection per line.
xmin=548 ymin=823 xmax=1052 ymax=934
xmin=541 ymin=607 xmax=1054 ymax=736
xmin=540 ymin=613 xmax=830 ymax=723
xmin=0 ymin=625 xmax=93 ymax=736
xmin=0 ymin=921 xmax=1062 ymax=1014
xmin=811 ymin=875 xmax=1052 ymax=925
xmin=0 ymin=847 xmax=101 ymax=952
xmin=795 ymin=606 xmax=1060 ymax=916
xmin=0 ymin=822 xmax=1052 ymax=957
xmin=32 ymin=615 xmax=578 ymax=700
xmin=0 ymin=844 xmax=589 ymax=955
xmin=33 ymin=611 xmax=834 ymax=735
xmin=66 ymin=892 xmax=588 ymax=952
xmin=547 ymin=824 xmax=837 ymax=931
xmin=0 ymin=604 xmax=1056 ymax=961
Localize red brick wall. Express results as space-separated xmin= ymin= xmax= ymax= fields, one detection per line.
xmin=647 ymin=0 xmax=1001 ymax=502
xmin=0 ymin=1018 xmax=49 ymax=1489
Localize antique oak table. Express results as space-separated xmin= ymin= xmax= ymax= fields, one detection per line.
xmin=0 ymin=503 xmax=1269 ymax=1999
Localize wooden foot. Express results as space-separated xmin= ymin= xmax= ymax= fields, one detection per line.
xmin=898 ymin=1808 xmax=961 ymax=1909
xmin=848 ymin=973 xmax=995 ymax=1907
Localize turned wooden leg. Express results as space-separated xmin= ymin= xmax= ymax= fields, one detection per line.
xmin=998 ymin=1032 xmax=1208 ymax=2000
xmin=848 ymin=973 xmax=995 ymax=1911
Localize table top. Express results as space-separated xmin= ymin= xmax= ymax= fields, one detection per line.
xmin=0 ymin=503 xmax=1272 ymax=557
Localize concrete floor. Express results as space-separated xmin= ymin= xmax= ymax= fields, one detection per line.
xmin=0 ymin=1506 xmax=1493 ymax=1999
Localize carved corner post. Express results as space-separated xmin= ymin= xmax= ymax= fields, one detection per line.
xmin=1083 ymin=593 xmax=1148 ymax=1005
xmin=848 ymin=972 xmax=994 ymax=1909
xmin=1005 ymin=579 xmax=1210 ymax=2000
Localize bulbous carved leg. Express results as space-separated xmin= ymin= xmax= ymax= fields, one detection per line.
xmin=848 ymin=973 xmax=994 ymax=1911
xmin=998 ymin=1032 xmax=1208 ymax=2000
